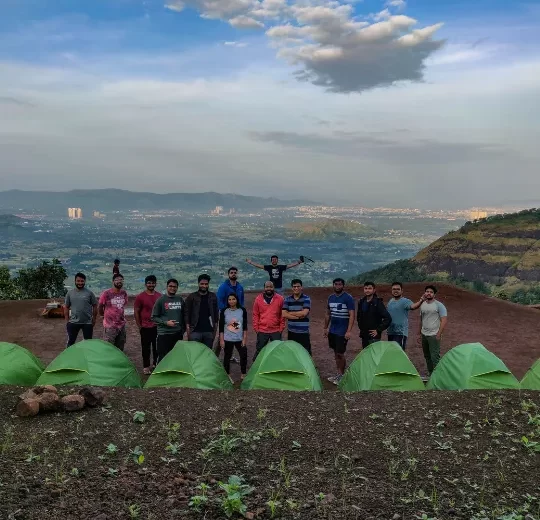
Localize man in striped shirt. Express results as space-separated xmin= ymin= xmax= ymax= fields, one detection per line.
xmin=282 ymin=279 xmax=312 ymax=354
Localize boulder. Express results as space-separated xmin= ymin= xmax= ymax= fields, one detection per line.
xmin=61 ymin=395 xmax=86 ymax=412
xmin=19 ymin=389 xmax=38 ymax=401
xmin=79 ymin=387 xmax=106 ymax=407
xmin=38 ymin=392 xmax=61 ymax=413
xmin=32 ymin=385 xmax=58 ymax=395
xmin=15 ymin=398 xmax=40 ymax=417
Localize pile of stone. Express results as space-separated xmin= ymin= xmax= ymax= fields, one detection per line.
xmin=15 ymin=385 xmax=106 ymax=417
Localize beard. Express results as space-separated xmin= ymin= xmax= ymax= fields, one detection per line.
xmin=199 ymin=288 xmax=208 ymax=294
xmin=265 ymin=290 xmax=275 ymax=297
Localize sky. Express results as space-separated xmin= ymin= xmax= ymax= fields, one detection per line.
xmin=0 ymin=0 xmax=539 ymax=209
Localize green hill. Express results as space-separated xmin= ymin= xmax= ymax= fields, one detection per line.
xmin=282 ymin=218 xmax=375 ymax=240
xmin=349 ymin=208 xmax=540 ymax=303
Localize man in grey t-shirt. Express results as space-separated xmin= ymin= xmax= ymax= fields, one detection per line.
xmin=64 ymin=272 xmax=98 ymax=347
xmin=418 ymin=285 xmax=448 ymax=375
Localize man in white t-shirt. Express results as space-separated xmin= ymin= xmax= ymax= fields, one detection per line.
xmin=417 ymin=285 xmax=448 ymax=375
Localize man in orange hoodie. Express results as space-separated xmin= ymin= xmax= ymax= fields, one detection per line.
xmin=253 ymin=281 xmax=285 ymax=360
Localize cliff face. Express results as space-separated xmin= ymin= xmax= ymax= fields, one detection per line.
xmin=413 ymin=210 xmax=540 ymax=284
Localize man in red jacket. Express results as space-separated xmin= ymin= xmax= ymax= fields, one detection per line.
xmin=253 ymin=281 xmax=285 ymax=360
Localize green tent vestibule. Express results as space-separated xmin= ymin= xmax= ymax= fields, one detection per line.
xmin=521 ymin=358 xmax=540 ymax=390
xmin=338 ymin=341 xmax=425 ymax=392
xmin=145 ymin=341 xmax=233 ymax=390
xmin=241 ymin=340 xmax=322 ymax=391
xmin=36 ymin=339 xmax=142 ymax=388
xmin=0 ymin=342 xmax=45 ymax=386
xmin=426 ymin=343 xmax=519 ymax=390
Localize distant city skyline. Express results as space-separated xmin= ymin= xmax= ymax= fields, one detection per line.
xmin=0 ymin=0 xmax=539 ymax=208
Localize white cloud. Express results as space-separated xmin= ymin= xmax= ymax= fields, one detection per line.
xmin=164 ymin=1 xmax=185 ymax=12
xmin=224 ymin=40 xmax=248 ymax=47
xmin=229 ymin=15 xmax=265 ymax=28
xmin=165 ymin=0 xmax=445 ymax=92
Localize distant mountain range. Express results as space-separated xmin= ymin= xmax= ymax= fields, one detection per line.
xmin=0 ymin=189 xmax=316 ymax=214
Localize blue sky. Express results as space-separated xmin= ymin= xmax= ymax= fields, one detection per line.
xmin=0 ymin=0 xmax=539 ymax=208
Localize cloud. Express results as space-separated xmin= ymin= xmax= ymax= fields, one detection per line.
xmin=164 ymin=1 xmax=185 ymax=12
xmin=229 ymin=15 xmax=265 ymax=29
xmin=224 ymin=41 xmax=248 ymax=47
xmin=0 ymin=96 xmax=35 ymax=107
xmin=249 ymin=130 xmax=511 ymax=164
xmin=165 ymin=0 xmax=445 ymax=93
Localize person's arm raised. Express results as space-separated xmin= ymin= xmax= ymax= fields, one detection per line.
xmin=245 ymin=258 xmax=264 ymax=269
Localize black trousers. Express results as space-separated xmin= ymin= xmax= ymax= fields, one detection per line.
xmin=66 ymin=323 xmax=93 ymax=347
xmin=140 ymin=327 xmax=158 ymax=367
xmin=388 ymin=334 xmax=407 ymax=350
xmin=223 ymin=341 xmax=248 ymax=374
xmin=254 ymin=331 xmax=282 ymax=361
xmin=360 ymin=333 xmax=381 ymax=349
xmin=156 ymin=331 xmax=183 ymax=364
xmin=287 ymin=331 xmax=312 ymax=355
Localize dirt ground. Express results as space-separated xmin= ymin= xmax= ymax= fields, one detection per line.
xmin=1 ymin=387 xmax=539 ymax=520
xmin=0 ymin=284 xmax=539 ymax=383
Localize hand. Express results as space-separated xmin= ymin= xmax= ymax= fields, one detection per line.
xmin=241 ymin=343 xmax=246 ymax=348
xmin=323 ymin=328 xmax=329 ymax=338
xmin=436 ymin=333 xmax=442 ymax=341
xmin=245 ymin=258 xmax=250 ymax=264
xmin=369 ymin=330 xmax=378 ymax=338
xmin=345 ymin=331 xmax=352 ymax=340
xmin=220 ymin=339 xmax=225 ymax=349
xmin=166 ymin=320 xmax=177 ymax=327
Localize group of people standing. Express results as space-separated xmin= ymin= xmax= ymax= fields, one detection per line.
xmin=63 ymin=255 xmax=448 ymax=383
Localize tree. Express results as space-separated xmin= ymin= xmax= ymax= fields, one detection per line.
xmin=14 ymin=259 xmax=67 ymax=299
xmin=0 ymin=266 xmax=20 ymax=299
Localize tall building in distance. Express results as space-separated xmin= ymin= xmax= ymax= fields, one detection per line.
xmin=68 ymin=207 xmax=83 ymax=219
xmin=210 ymin=205 xmax=224 ymax=215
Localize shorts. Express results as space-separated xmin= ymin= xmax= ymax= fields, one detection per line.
xmin=328 ymin=332 xmax=348 ymax=354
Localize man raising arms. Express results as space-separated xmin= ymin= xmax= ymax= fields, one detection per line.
xmin=64 ymin=272 xmax=98 ymax=347
xmin=246 ymin=255 xmax=303 ymax=295
xmin=418 ymin=285 xmax=448 ymax=376
xmin=152 ymin=279 xmax=185 ymax=364
xmin=99 ymin=274 xmax=129 ymax=351
xmin=134 ymin=275 xmax=161 ymax=374
xmin=324 ymin=278 xmax=355 ymax=385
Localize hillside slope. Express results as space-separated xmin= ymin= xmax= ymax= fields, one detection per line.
xmin=350 ymin=209 xmax=540 ymax=301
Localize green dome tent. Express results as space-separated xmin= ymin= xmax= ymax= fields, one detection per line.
xmin=338 ymin=341 xmax=425 ymax=392
xmin=0 ymin=342 xmax=45 ymax=386
xmin=426 ymin=343 xmax=519 ymax=390
xmin=36 ymin=340 xmax=142 ymax=388
xmin=144 ymin=341 xmax=233 ymax=390
xmin=521 ymin=358 xmax=540 ymax=390
xmin=241 ymin=340 xmax=322 ymax=391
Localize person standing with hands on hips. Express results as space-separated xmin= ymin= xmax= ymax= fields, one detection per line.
xmin=151 ymin=278 xmax=185 ymax=364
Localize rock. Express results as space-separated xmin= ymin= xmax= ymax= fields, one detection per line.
xmin=79 ymin=387 xmax=106 ymax=407
xmin=32 ymin=385 xmax=57 ymax=395
xmin=15 ymin=398 xmax=40 ymax=417
xmin=393 ymin=514 xmax=401 ymax=520
xmin=61 ymin=395 xmax=86 ymax=412
xmin=38 ymin=392 xmax=61 ymax=413
xmin=245 ymin=513 xmax=255 ymax=520
xmin=19 ymin=389 xmax=38 ymax=400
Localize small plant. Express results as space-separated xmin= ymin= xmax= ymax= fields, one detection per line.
xmin=257 ymin=408 xmax=268 ymax=420
xmin=521 ymin=436 xmax=540 ymax=452
xmin=315 ymin=492 xmax=326 ymax=502
xmin=278 ymin=456 xmax=292 ymax=488
xmin=292 ymin=440 xmax=302 ymax=450
xmin=107 ymin=468 xmax=118 ymax=477
xmin=167 ymin=421 xmax=181 ymax=443
xmin=127 ymin=504 xmax=141 ymax=518
xmin=165 ymin=442 xmax=180 ymax=455
xmin=218 ymin=475 xmax=255 ymax=518
xmin=133 ymin=411 xmax=146 ymax=423
xmin=25 ymin=451 xmax=40 ymax=463
xmin=189 ymin=483 xmax=210 ymax=512
xmin=106 ymin=443 xmax=118 ymax=455
xmin=130 ymin=446 xmax=145 ymax=465
xmin=70 ymin=467 xmax=80 ymax=477
xmin=286 ymin=498 xmax=298 ymax=510
xmin=266 ymin=498 xmax=281 ymax=518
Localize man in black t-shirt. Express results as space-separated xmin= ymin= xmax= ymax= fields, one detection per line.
xmin=246 ymin=255 xmax=303 ymax=295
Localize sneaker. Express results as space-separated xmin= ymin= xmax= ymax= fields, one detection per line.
xmin=229 ymin=375 xmax=235 ymax=384
xmin=231 ymin=356 xmax=239 ymax=364
xmin=240 ymin=374 xmax=246 ymax=380
xmin=143 ymin=367 xmax=152 ymax=375
xmin=333 ymin=374 xmax=343 ymax=385
xmin=327 ymin=374 xmax=338 ymax=383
